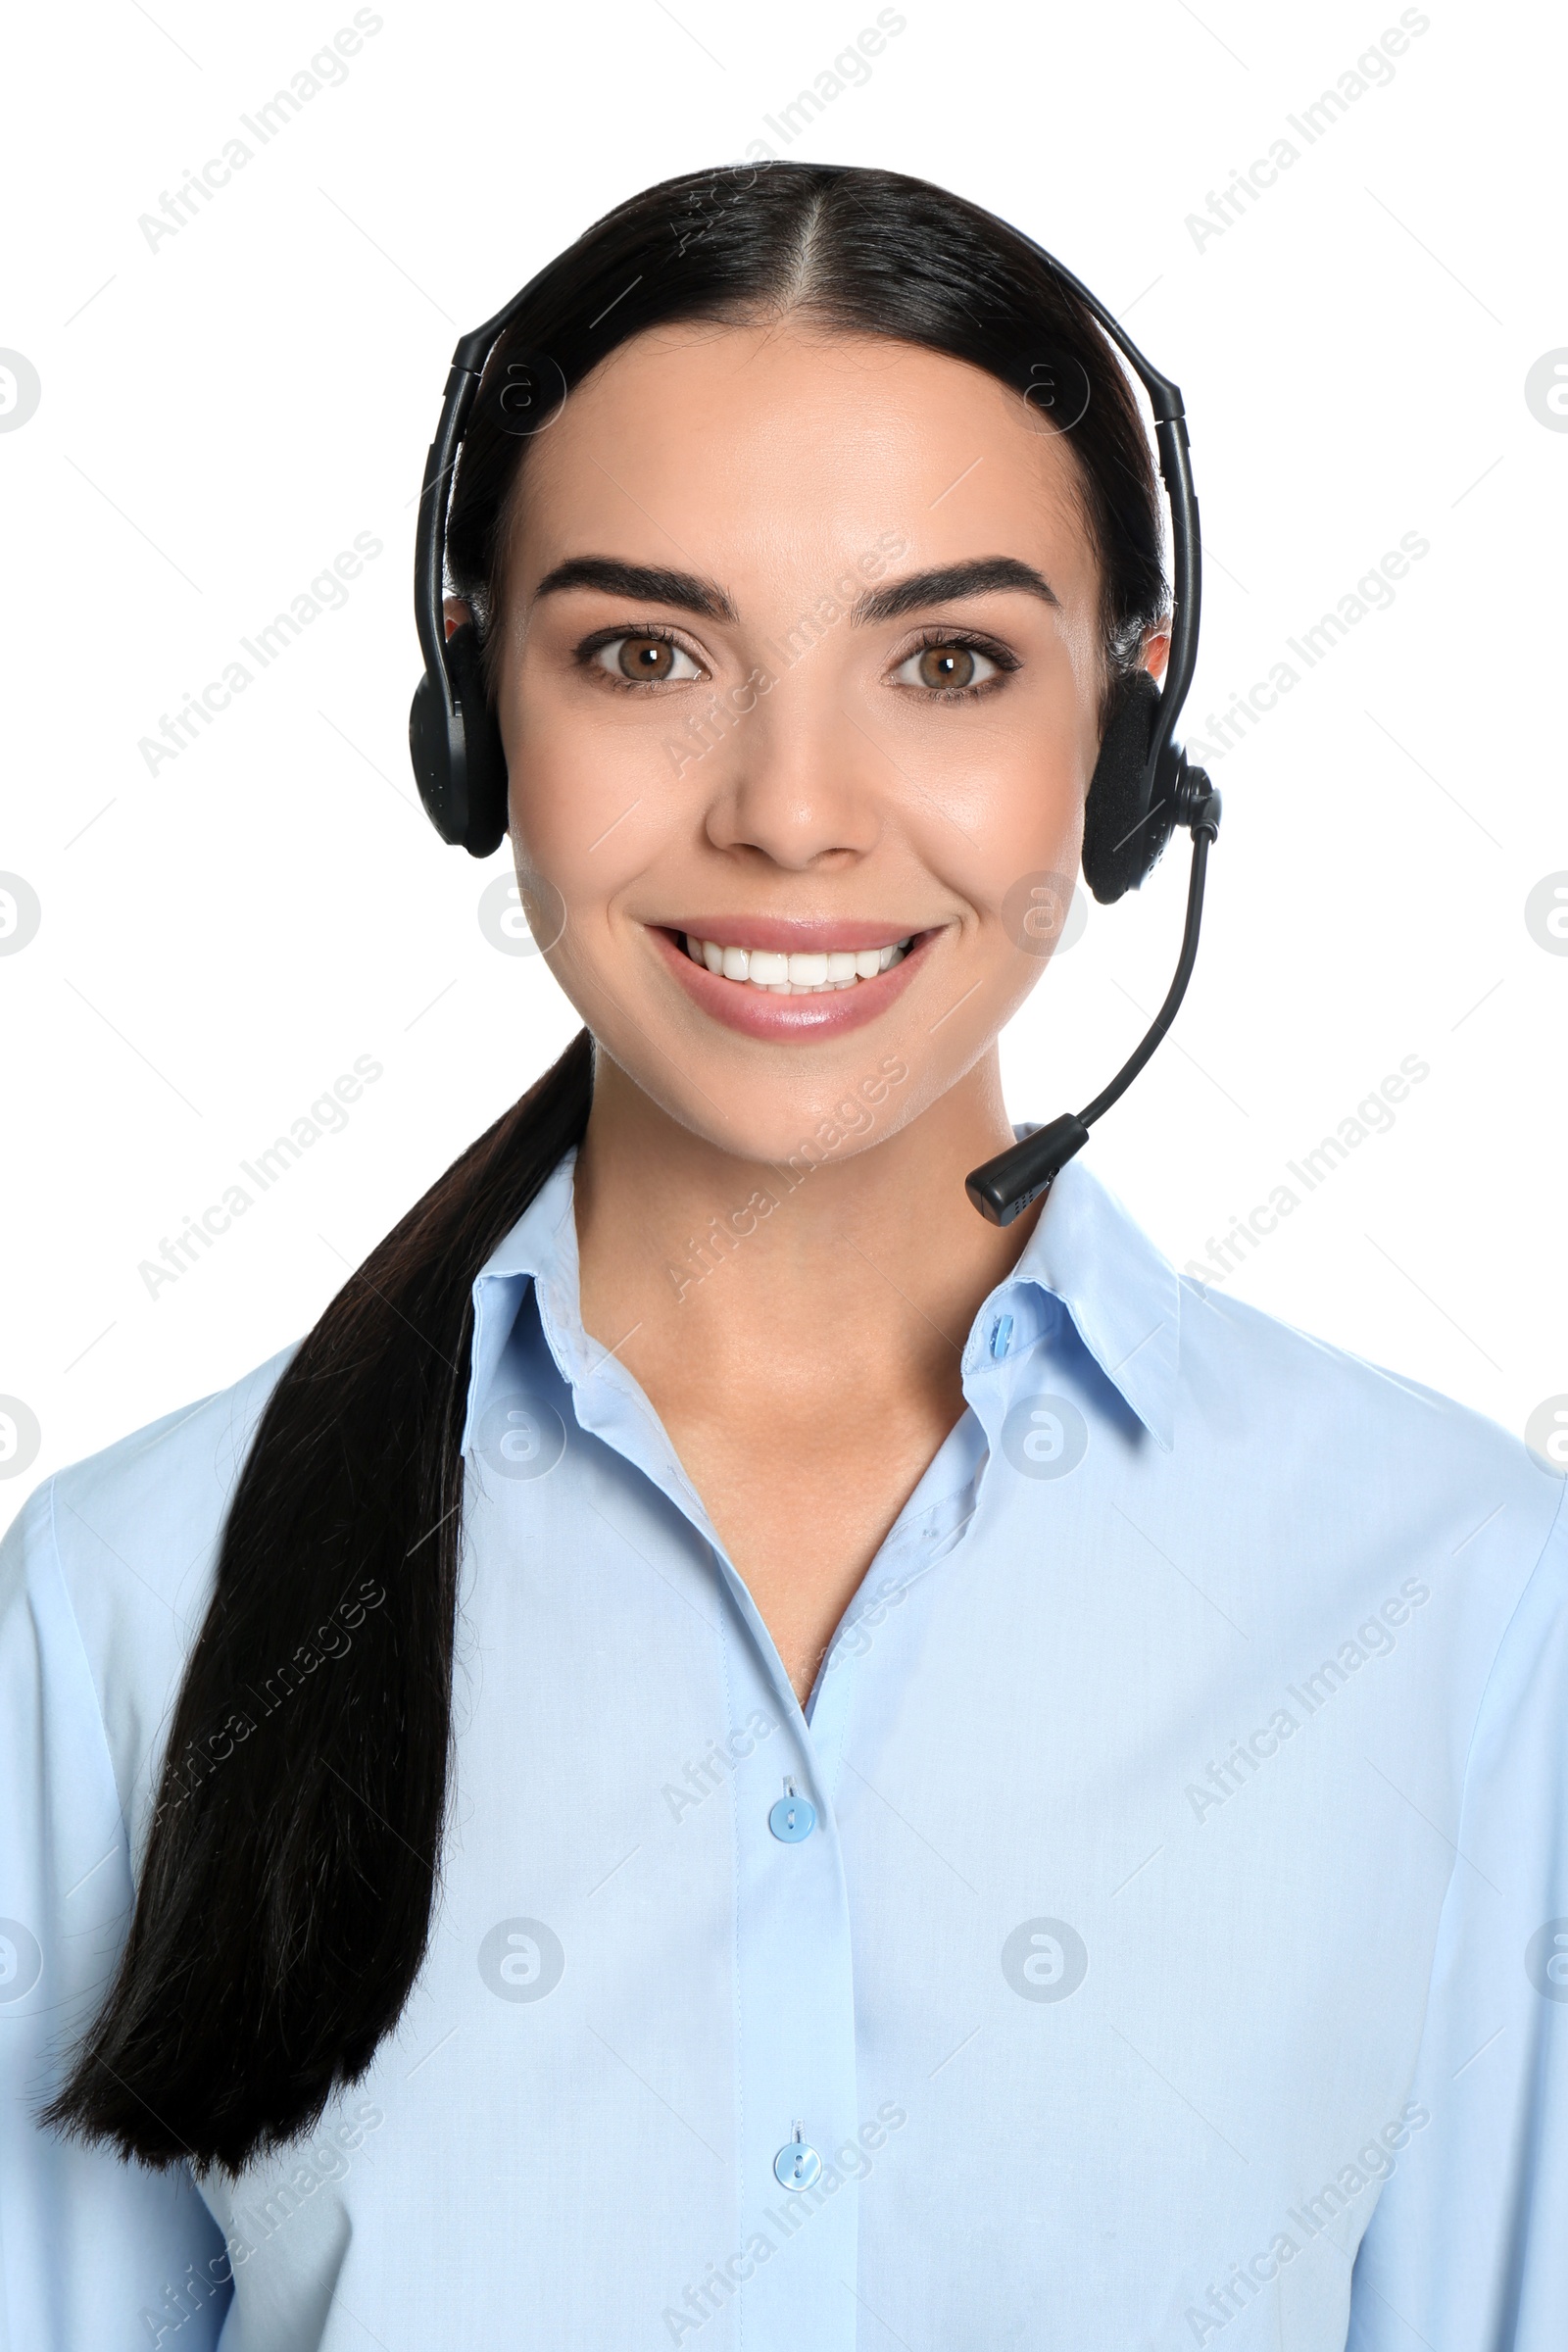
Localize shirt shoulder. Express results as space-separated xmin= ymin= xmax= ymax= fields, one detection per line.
xmin=1174 ymin=1273 xmax=1562 ymax=1582
xmin=0 ymin=1342 xmax=300 ymax=1848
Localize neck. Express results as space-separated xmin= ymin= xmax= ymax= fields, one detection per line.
xmin=572 ymin=1046 xmax=1043 ymax=1397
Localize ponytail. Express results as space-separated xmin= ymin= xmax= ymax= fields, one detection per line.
xmin=41 ymin=1030 xmax=594 ymax=2175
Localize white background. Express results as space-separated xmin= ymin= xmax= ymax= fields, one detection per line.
xmin=2 ymin=0 xmax=1564 ymax=1531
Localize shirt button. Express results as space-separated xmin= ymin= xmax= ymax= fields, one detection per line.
xmin=774 ymin=2124 xmax=822 ymax=2191
xmin=768 ymin=1780 xmax=816 ymax=1842
xmin=990 ymin=1311 xmax=1014 ymax=1361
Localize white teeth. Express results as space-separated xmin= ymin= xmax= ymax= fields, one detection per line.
xmin=682 ymin=933 xmax=915 ymax=987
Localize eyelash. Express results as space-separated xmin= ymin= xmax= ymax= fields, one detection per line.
xmin=571 ymin=621 xmax=1021 ymax=701
xmin=890 ymin=627 xmax=1019 ymax=702
xmin=576 ymin=623 xmax=707 ymax=692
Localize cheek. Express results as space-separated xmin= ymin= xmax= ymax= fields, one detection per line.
xmin=501 ymin=674 xmax=684 ymax=896
xmin=917 ymin=717 xmax=1089 ymax=940
xmin=498 ymin=678 xmax=708 ymax=1028
xmin=986 ymin=742 xmax=1087 ymax=864
xmin=872 ymin=729 xmax=1089 ymax=1094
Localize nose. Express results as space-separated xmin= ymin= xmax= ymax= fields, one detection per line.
xmin=699 ymin=671 xmax=886 ymax=872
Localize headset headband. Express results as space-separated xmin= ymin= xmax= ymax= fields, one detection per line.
xmin=413 ymin=232 xmax=1202 ymax=847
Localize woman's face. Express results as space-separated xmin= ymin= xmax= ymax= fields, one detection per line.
xmin=477 ymin=318 xmax=1142 ymax=1165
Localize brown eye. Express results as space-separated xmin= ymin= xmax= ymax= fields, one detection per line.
xmin=892 ymin=639 xmax=1003 ymax=693
xmin=619 ymin=636 xmax=676 ymax=679
xmin=917 ymin=643 xmax=976 ymax=689
xmin=590 ymin=633 xmax=704 ymax=685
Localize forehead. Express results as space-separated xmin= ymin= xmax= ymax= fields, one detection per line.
xmin=508 ymin=319 xmax=1100 ymax=602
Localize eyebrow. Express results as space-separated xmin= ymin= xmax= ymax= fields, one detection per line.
xmin=530 ymin=557 xmax=738 ymax=620
xmin=527 ymin=551 xmax=1059 ymax=629
xmin=854 ymin=557 xmax=1060 ymax=624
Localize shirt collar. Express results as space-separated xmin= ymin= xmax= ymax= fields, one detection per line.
xmin=985 ymin=1138 xmax=1180 ymax=1452
xmin=461 ymin=1132 xmax=1180 ymax=1458
xmin=459 ymin=1147 xmax=583 ymax=1461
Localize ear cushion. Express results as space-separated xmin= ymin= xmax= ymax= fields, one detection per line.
xmin=443 ymin=624 xmax=510 ymax=857
xmin=409 ymin=664 xmax=459 ymax=841
xmin=1081 ymin=668 xmax=1162 ymax=906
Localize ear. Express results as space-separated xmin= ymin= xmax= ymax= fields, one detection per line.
xmin=443 ymin=596 xmax=472 ymax=645
xmin=1142 ymin=624 xmax=1171 ymax=683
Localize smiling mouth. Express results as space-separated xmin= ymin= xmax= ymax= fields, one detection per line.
xmin=674 ymin=932 xmax=917 ymax=995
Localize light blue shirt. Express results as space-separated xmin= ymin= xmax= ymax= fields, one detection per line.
xmin=3 ymin=1143 xmax=1566 ymax=2351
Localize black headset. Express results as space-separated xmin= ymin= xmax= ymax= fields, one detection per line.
xmin=410 ymin=219 xmax=1220 ymax=1228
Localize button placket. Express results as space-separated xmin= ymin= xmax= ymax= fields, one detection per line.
xmin=729 ymin=1629 xmax=858 ymax=2347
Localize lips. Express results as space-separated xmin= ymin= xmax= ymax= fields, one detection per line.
xmin=651 ymin=921 xmax=935 ymax=1040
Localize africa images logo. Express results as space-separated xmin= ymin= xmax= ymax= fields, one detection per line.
xmin=477 ymin=1919 xmax=565 ymax=2003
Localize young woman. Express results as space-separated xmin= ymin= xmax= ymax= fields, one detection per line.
xmin=3 ymin=165 xmax=1564 ymax=2352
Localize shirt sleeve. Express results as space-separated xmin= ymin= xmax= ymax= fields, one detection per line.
xmin=0 ymin=1475 xmax=233 ymax=2352
xmin=1348 ymin=1474 xmax=1568 ymax=2349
